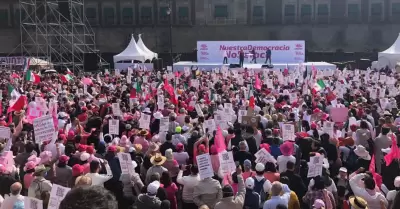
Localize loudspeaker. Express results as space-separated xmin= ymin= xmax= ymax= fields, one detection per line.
xmin=261 ymin=64 xmax=274 ymax=68
xmin=154 ymin=58 xmax=163 ymax=71
xmin=58 ymin=2 xmax=71 ymax=22
xmin=229 ymin=64 xmax=241 ymax=68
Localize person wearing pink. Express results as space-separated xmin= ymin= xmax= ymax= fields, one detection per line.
xmin=133 ymin=130 xmax=150 ymax=154
xmin=161 ymin=171 xmax=178 ymax=209
xmin=210 ymin=145 xmax=220 ymax=173
xmin=23 ymin=161 xmax=36 ymax=192
xmin=242 ymin=159 xmax=255 ymax=180
xmin=162 ymin=149 xmax=180 ymax=181
xmin=80 ymin=152 xmax=91 ymax=174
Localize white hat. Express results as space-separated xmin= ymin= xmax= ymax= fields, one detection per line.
xmin=354 ymin=145 xmax=371 ymax=160
xmin=80 ymin=153 xmax=90 ymax=161
xmin=147 ymin=181 xmax=160 ymax=195
xmin=339 ymin=167 xmax=348 ymax=173
xmin=394 ymin=176 xmax=400 ymax=188
xmin=153 ymin=111 xmax=163 ymax=120
xmin=143 ymin=108 xmax=151 ymax=114
xmin=255 ymin=163 xmax=265 ymax=172
xmin=245 ymin=177 xmax=255 ymax=189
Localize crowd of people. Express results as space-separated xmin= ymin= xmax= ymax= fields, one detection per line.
xmin=0 ymin=65 xmax=399 ymax=209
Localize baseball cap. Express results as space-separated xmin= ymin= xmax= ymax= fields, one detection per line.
xmin=147 ymin=181 xmax=160 ymax=195
xmin=339 ymin=167 xmax=348 ymax=173
xmin=245 ymin=177 xmax=255 ymax=189
xmin=255 ymin=163 xmax=265 ymax=172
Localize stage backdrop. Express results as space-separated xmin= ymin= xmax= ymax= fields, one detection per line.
xmin=197 ymin=40 xmax=305 ymax=64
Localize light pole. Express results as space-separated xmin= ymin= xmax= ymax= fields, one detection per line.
xmin=166 ymin=1 xmax=173 ymax=71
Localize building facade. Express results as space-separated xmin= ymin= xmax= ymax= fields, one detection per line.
xmin=0 ymin=0 xmax=400 ymax=54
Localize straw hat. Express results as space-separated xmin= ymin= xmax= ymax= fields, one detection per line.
xmin=349 ymin=196 xmax=368 ymax=209
xmin=354 ymin=145 xmax=371 ymax=160
xmin=34 ymin=165 xmax=50 ymax=176
xmin=150 ymin=153 xmax=167 ymax=166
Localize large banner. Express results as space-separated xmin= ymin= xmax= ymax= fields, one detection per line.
xmin=197 ymin=40 xmax=305 ymax=64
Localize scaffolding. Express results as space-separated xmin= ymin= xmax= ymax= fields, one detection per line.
xmin=19 ymin=0 xmax=107 ymax=72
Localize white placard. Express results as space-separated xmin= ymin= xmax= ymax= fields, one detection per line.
xmin=204 ymin=119 xmax=216 ymax=134
xmin=117 ymin=152 xmax=134 ymax=175
xmin=323 ymin=121 xmax=334 ymax=138
xmin=191 ymin=79 xmax=199 ymax=88
xmin=139 ymin=114 xmax=151 ymax=130
xmin=159 ymin=117 xmax=170 ymax=132
xmin=112 ymin=103 xmax=122 ymax=116
xmin=255 ymin=148 xmax=277 ymax=164
xmin=157 ymin=95 xmax=165 ymax=110
xmin=108 ymin=119 xmax=119 ymax=135
xmin=238 ymin=109 xmax=247 ymax=123
xmin=289 ymin=93 xmax=297 ymax=103
xmin=48 ymin=184 xmax=71 ymax=209
xmin=33 ymin=115 xmax=55 ymax=143
xmin=24 ymin=197 xmax=43 ymax=209
xmin=196 ymin=153 xmax=214 ymax=179
xmin=224 ymin=103 xmax=233 ymax=110
xmin=195 ymin=104 xmax=204 ymax=117
xmin=129 ymin=98 xmax=137 ymax=109
xmin=307 ymin=156 xmax=323 ymax=178
xmin=282 ymin=124 xmax=295 ymax=141
xmin=0 ymin=127 xmax=11 ymax=152
xmin=83 ymin=84 xmax=87 ymax=94
xmin=218 ymin=151 xmax=236 ymax=176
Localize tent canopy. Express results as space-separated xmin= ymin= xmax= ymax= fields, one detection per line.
xmin=378 ymin=33 xmax=400 ymax=69
xmin=137 ymin=34 xmax=158 ymax=60
xmin=113 ymin=35 xmax=148 ymax=63
xmin=29 ymin=57 xmax=53 ymax=66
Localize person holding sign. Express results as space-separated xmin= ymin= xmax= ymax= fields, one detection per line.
xmin=214 ymin=166 xmax=245 ymax=209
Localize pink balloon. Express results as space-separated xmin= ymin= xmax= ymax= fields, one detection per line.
xmin=82 ymin=78 xmax=93 ymax=85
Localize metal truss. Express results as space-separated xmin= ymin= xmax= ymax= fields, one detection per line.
xmin=19 ymin=0 xmax=107 ymax=72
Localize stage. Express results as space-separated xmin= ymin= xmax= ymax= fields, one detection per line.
xmin=172 ymin=61 xmax=336 ymax=71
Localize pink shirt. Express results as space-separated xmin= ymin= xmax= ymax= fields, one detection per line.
xmin=24 ymin=173 xmax=34 ymax=189
xmin=83 ymin=163 xmax=90 ymax=174
xmin=133 ymin=136 xmax=149 ymax=153
xmin=165 ymin=183 xmax=178 ymax=209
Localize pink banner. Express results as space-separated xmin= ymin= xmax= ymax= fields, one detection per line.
xmin=330 ymin=107 xmax=348 ymax=122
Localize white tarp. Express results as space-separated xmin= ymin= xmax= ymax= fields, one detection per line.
xmin=137 ymin=34 xmax=158 ymax=60
xmin=113 ymin=35 xmax=149 ymax=63
xmin=378 ymin=33 xmax=400 ymax=69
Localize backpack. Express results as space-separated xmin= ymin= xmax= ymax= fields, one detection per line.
xmin=345 ymin=146 xmax=358 ymax=171
xmin=252 ymin=176 xmax=267 ymax=208
xmin=33 ymin=179 xmax=50 ymax=207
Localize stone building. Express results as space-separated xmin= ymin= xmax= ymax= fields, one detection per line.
xmin=0 ymin=0 xmax=399 ymax=54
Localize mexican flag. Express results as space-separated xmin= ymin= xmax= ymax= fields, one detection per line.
xmin=25 ymin=70 xmax=41 ymax=84
xmin=130 ymin=82 xmax=142 ymax=98
xmin=23 ymin=58 xmax=30 ymax=72
xmin=313 ymin=80 xmax=326 ymax=92
xmin=7 ymin=85 xmax=26 ymax=112
xmin=60 ymin=74 xmax=73 ymax=83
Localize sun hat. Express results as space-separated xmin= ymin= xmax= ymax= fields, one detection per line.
xmin=39 ymin=151 xmax=53 ymax=164
xmin=349 ymin=196 xmax=368 ymax=209
xmin=354 ymin=145 xmax=371 ymax=160
xmin=108 ymin=145 xmax=117 ymax=153
xmin=59 ymin=155 xmax=70 ymax=163
xmin=34 ymin=164 xmax=51 ymax=176
xmin=24 ymin=161 xmax=37 ymax=171
xmin=150 ymin=153 xmax=167 ymax=166
xmin=78 ymin=144 xmax=87 ymax=152
xmin=280 ymin=141 xmax=294 ymax=156
xmin=72 ymin=164 xmax=84 ymax=177
xmin=27 ymin=155 xmax=41 ymax=165
xmin=312 ymin=199 xmax=325 ymax=209
xmin=153 ymin=111 xmax=163 ymax=120
xmin=245 ymin=177 xmax=255 ymax=189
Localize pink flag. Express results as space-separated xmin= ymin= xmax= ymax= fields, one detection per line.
xmin=214 ymin=126 xmax=227 ymax=153
xmin=254 ymin=74 xmax=261 ymax=90
xmin=312 ymin=64 xmax=317 ymax=79
xmin=369 ymin=154 xmax=383 ymax=188
xmin=384 ymin=133 xmax=400 ymax=166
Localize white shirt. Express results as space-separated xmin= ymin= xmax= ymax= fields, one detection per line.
xmin=44 ymin=143 xmax=65 ymax=161
xmin=277 ymin=155 xmax=296 ymax=173
xmin=85 ymin=164 xmax=113 ymax=187
xmin=177 ymin=171 xmax=200 ymax=202
xmin=222 ymin=51 xmax=227 ymax=57
xmin=308 ymin=178 xmax=337 ymax=193
xmin=0 ymin=194 xmax=23 ymax=209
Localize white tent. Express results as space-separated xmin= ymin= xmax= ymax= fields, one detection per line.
xmin=113 ymin=34 xmax=148 ymax=63
xmin=137 ymin=34 xmax=158 ymax=60
xmin=378 ymin=33 xmax=400 ymax=69
xmin=29 ymin=57 xmax=53 ymax=66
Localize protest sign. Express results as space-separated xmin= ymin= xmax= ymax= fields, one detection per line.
xmin=112 ymin=103 xmax=122 ymax=116
xmin=129 ymin=98 xmax=138 ymax=109
xmin=323 ymin=121 xmax=334 ymax=138
xmin=238 ymin=109 xmax=247 ymax=123
xmin=255 ymin=148 xmax=276 ymax=164
xmin=214 ymin=114 xmax=228 ymax=130
xmin=307 ymin=155 xmax=324 ymax=178
xmin=139 ymin=114 xmax=151 ymax=130
xmin=24 ymin=197 xmax=43 ymax=209
xmin=33 ymin=115 xmax=55 ymax=143
xmin=108 ymin=119 xmax=119 ymax=135
xmin=242 ymin=116 xmax=259 ymax=127
xmin=196 ymin=153 xmax=214 ymax=179
xmin=157 ymin=95 xmax=165 ymax=110
xmin=311 ymin=112 xmax=324 ymax=121
xmin=0 ymin=127 xmax=11 ymax=152
xmin=282 ymin=123 xmax=295 ymax=141
xmin=218 ymin=151 xmax=236 ymax=176
xmin=117 ymin=152 xmax=134 ymax=175
xmin=195 ymin=104 xmax=204 ymax=117
xmin=159 ymin=117 xmax=170 ymax=132
xmin=48 ymin=184 xmax=71 ymax=209
xmin=204 ymin=119 xmax=216 ymax=134
xmin=330 ymin=107 xmax=348 ymax=122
